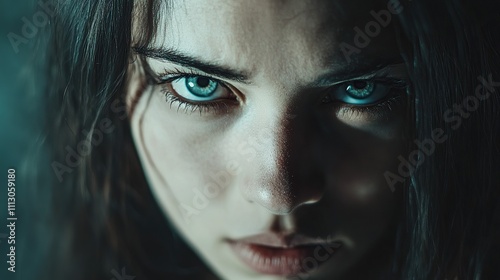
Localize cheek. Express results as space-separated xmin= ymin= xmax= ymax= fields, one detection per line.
xmin=329 ymin=101 xmax=408 ymax=186
xmin=323 ymin=121 xmax=405 ymax=191
xmin=322 ymin=159 xmax=401 ymax=254
xmin=135 ymin=90 xmax=239 ymax=210
xmin=331 ymin=138 xmax=403 ymax=199
xmin=316 ymin=107 xmax=406 ymax=236
xmin=325 ymin=157 xmax=399 ymax=228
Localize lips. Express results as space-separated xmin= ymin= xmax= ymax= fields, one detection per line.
xmin=226 ymin=233 xmax=342 ymax=276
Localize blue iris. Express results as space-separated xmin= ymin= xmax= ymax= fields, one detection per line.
xmin=185 ymin=77 xmax=218 ymax=97
xmin=346 ymin=81 xmax=375 ymax=99
xmin=332 ymin=80 xmax=392 ymax=105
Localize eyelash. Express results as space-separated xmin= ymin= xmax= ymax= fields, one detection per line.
xmin=164 ymin=91 xmax=232 ymax=114
xmin=152 ymin=68 xmax=234 ymax=114
xmin=150 ymin=69 xmax=409 ymax=115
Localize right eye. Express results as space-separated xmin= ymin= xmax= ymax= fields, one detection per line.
xmin=321 ymin=77 xmax=408 ymax=106
xmin=331 ymin=80 xmax=393 ymax=105
xmin=170 ymin=76 xmax=232 ymax=102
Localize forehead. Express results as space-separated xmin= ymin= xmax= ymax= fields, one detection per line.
xmin=145 ymin=0 xmax=402 ymax=84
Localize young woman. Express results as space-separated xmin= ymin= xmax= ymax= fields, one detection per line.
xmin=30 ymin=0 xmax=500 ymax=279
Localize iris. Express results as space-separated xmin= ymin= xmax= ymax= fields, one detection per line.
xmin=346 ymin=81 xmax=375 ymax=99
xmin=185 ymin=77 xmax=219 ymax=97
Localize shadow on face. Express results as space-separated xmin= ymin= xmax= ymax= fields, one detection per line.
xmin=127 ymin=0 xmax=410 ymax=279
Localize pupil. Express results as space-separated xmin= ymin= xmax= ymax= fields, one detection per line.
xmin=196 ymin=77 xmax=210 ymax=88
xmin=353 ymin=81 xmax=367 ymax=89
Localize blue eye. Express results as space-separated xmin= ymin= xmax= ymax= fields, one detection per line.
xmin=332 ymin=80 xmax=395 ymax=105
xmin=170 ymin=76 xmax=230 ymax=101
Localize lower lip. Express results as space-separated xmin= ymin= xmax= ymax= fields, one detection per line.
xmin=228 ymin=241 xmax=340 ymax=276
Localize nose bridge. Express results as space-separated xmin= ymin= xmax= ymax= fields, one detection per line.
xmin=240 ymin=107 xmax=324 ymax=215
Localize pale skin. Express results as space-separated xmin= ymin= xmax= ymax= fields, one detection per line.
xmin=126 ymin=0 xmax=409 ymax=279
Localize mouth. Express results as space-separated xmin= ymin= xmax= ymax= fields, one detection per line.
xmin=226 ymin=232 xmax=342 ymax=276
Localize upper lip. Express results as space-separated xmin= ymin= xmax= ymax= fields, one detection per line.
xmin=227 ymin=232 xmax=340 ymax=248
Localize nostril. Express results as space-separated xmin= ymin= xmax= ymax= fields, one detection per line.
xmin=261 ymin=199 xmax=323 ymax=216
xmin=242 ymin=184 xmax=324 ymax=215
xmin=285 ymin=193 xmax=324 ymax=214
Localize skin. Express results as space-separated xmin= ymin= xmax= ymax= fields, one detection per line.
xmin=126 ymin=0 xmax=409 ymax=279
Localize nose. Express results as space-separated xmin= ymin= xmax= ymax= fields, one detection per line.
xmin=239 ymin=108 xmax=325 ymax=215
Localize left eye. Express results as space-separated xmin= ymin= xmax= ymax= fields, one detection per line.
xmin=331 ymin=80 xmax=393 ymax=105
xmin=170 ymin=76 xmax=230 ymax=101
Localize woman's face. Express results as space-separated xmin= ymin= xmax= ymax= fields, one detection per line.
xmin=127 ymin=0 xmax=408 ymax=279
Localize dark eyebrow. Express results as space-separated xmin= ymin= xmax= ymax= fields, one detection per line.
xmin=133 ymin=46 xmax=251 ymax=84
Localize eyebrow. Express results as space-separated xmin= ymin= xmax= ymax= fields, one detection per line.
xmin=134 ymin=46 xmax=405 ymax=87
xmin=133 ymin=46 xmax=251 ymax=84
xmin=312 ymin=59 xmax=406 ymax=87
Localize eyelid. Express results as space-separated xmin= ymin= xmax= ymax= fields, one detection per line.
xmin=333 ymin=72 xmax=408 ymax=86
xmin=328 ymin=76 xmax=408 ymax=95
xmin=153 ymin=67 xmax=229 ymax=86
xmin=318 ymin=63 xmax=409 ymax=87
xmin=154 ymin=67 xmax=249 ymax=102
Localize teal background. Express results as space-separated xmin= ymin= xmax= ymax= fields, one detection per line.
xmin=0 ymin=1 xmax=46 ymax=279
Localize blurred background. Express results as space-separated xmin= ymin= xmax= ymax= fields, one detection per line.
xmin=0 ymin=1 xmax=44 ymax=279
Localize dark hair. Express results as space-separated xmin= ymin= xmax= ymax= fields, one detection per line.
xmin=396 ymin=1 xmax=500 ymax=279
xmin=32 ymin=0 xmax=500 ymax=279
xmin=32 ymin=1 xmax=206 ymax=279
